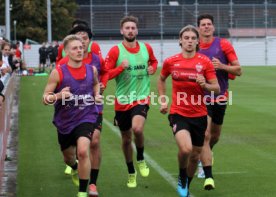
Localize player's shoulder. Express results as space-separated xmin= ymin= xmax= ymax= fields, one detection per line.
xmin=219 ymin=37 xmax=232 ymax=46
xmin=195 ymin=53 xmax=212 ymax=63
xmin=165 ymin=53 xmax=182 ymax=63
xmin=91 ymin=41 xmax=100 ymax=47
xmin=58 ymin=44 xmax=64 ymax=50
xmin=143 ymin=42 xmax=151 ymax=47
xmin=107 ymin=45 xmax=119 ymax=54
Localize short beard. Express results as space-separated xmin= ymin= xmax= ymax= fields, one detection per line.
xmin=124 ymin=36 xmax=136 ymax=42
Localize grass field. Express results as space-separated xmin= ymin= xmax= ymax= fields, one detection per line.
xmin=17 ymin=66 xmax=276 ymax=197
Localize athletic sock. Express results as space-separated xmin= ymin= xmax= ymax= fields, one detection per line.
xmin=203 ymin=166 xmax=213 ymax=178
xmin=179 ymin=168 xmax=187 ymax=186
xmin=188 ymin=176 xmax=193 ymax=189
xmin=136 ymin=147 xmax=144 ymax=161
xmin=89 ymin=169 xmax=99 ymax=185
xmin=71 ymin=162 xmax=78 ymax=171
xmin=79 ymin=179 xmax=89 ymax=192
xmin=127 ymin=161 xmax=135 ymax=174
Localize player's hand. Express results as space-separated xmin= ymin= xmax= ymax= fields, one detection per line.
xmin=121 ymin=59 xmax=129 ymax=69
xmin=147 ymin=66 xmax=155 ymax=75
xmin=59 ymin=87 xmax=72 ymax=99
xmin=196 ymin=74 xmax=206 ymax=88
xmin=160 ymin=103 xmax=168 ymax=114
xmin=99 ymin=82 xmax=105 ymax=94
xmin=95 ymin=94 xmax=104 ymax=104
xmin=212 ymin=57 xmax=223 ymax=70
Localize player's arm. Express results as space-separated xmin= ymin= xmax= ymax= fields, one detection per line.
xmin=92 ymin=66 xmax=103 ymax=103
xmin=99 ymin=59 xmax=109 ymax=91
xmin=157 ymin=59 xmax=171 ymax=114
xmin=214 ymin=39 xmax=242 ymax=76
xmin=105 ymin=46 xmax=128 ymax=80
xmin=197 ymin=76 xmax=220 ymax=95
xmin=42 ymin=69 xmax=71 ymax=105
xmin=197 ymin=60 xmax=220 ymax=94
xmin=145 ymin=43 xmax=158 ymax=75
xmin=158 ymin=74 xmax=169 ymax=114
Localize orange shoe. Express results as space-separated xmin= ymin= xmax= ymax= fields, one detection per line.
xmin=88 ymin=184 xmax=98 ymax=197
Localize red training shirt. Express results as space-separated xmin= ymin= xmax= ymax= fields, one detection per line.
xmin=161 ymin=53 xmax=217 ymax=117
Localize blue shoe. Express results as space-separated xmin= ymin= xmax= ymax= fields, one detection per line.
xmin=177 ymin=176 xmax=189 ymax=197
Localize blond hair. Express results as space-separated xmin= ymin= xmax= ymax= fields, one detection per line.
xmin=179 ymin=25 xmax=200 ymax=51
xmin=63 ymin=35 xmax=82 ymax=49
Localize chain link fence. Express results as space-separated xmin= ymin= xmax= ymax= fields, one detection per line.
xmin=76 ymin=1 xmax=276 ymax=40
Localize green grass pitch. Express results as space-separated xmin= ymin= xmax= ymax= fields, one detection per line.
xmin=17 ymin=66 xmax=276 ymax=197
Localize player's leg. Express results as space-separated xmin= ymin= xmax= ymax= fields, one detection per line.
xmin=169 ymin=114 xmax=193 ymax=197
xmin=199 ymin=116 xmax=212 ymax=179
xmin=131 ymin=105 xmax=150 ymax=177
xmin=209 ymin=101 xmax=227 ymax=149
xmin=89 ymin=115 xmax=102 ymax=197
xmin=58 ymin=132 xmax=79 ymax=185
xmin=187 ymin=115 xmax=207 ymax=191
xmin=62 ymin=146 xmax=79 ymax=186
xmin=115 ymin=110 xmax=136 ymax=187
xmin=75 ymin=123 xmax=93 ymax=196
xmin=175 ymin=129 xmax=192 ymax=197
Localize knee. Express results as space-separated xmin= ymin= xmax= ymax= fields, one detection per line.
xmin=90 ymin=137 xmax=100 ymax=150
xmin=189 ymin=151 xmax=201 ymax=164
xmin=179 ymin=146 xmax=192 ymax=156
xmin=77 ymin=148 xmax=89 ymax=161
xmin=122 ymin=136 xmax=132 ymax=147
xmin=132 ymin=126 xmax=143 ymax=136
xmin=63 ymin=154 xmax=75 ymax=165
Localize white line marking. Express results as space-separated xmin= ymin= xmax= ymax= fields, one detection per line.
xmin=214 ymin=171 xmax=247 ymax=175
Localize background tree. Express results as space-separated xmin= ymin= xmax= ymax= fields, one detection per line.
xmin=0 ymin=0 xmax=78 ymax=43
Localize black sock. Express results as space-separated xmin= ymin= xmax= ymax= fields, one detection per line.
xmin=188 ymin=176 xmax=193 ymax=189
xmin=89 ymin=169 xmax=99 ymax=185
xmin=127 ymin=161 xmax=135 ymax=174
xmin=71 ymin=162 xmax=78 ymax=171
xmin=179 ymin=168 xmax=187 ymax=186
xmin=79 ymin=179 xmax=89 ymax=192
xmin=203 ymin=166 xmax=213 ymax=179
xmin=136 ymin=147 xmax=144 ymax=161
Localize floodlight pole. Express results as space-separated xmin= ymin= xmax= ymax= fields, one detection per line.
xmin=47 ymin=0 xmax=52 ymax=43
xmin=13 ymin=20 xmax=16 ymax=41
xmin=125 ymin=0 xmax=128 ymax=16
xmin=194 ymin=0 xmax=198 ymax=26
xmin=264 ymin=0 xmax=268 ymax=65
xmin=90 ymin=0 xmax=93 ymax=30
xmin=5 ymin=0 xmax=11 ymax=40
xmin=160 ymin=0 xmax=164 ymax=65
xmin=229 ymin=0 xmax=234 ymax=42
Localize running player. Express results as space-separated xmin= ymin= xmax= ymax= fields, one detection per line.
xmin=58 ymin=25 xmax=108 ymax=197
xmin=197 ymin=14 xmax=242 ymax=190
xmin=157 ymin=25 xmax=220 ymax=197
xmin=43 ymin=35 xmax=102 ymax=197
xmin=105 ymin=15 xmax=158 ymax=188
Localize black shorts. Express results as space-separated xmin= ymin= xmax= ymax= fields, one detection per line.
xmin=40 ymin=58 xmax=46 ymax=64
xmin=168 ymin=114 xmax=207 ymax=147
xmin=58 ymin=122 xmax=94 ymax=151
xmin=114 ymin=104 xmax=149 ymax=131
xmin=207 ymin=101 xmax=227 ymax=125
xmin=94 ymin=114 xmax=103 ymax=131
